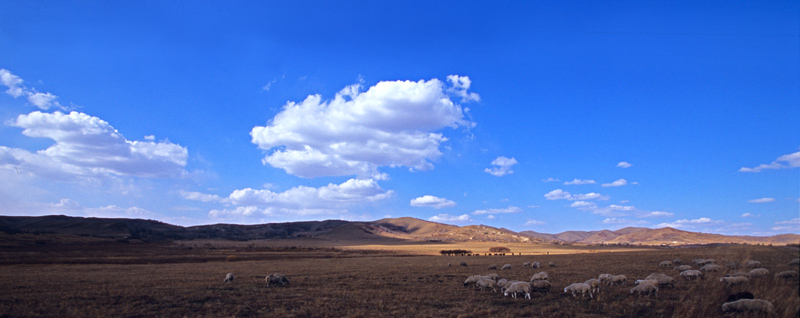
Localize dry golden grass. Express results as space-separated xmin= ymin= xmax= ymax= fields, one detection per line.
xmin=0 ymin=241 xmax=797 ymax=317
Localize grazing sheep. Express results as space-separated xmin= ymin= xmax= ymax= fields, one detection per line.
xmin=523 ymin=262 xmax=531 ymax=268
xmin=635 ymin=279 xmax=659 ymax=286
xmin=747 ymin=268 xmax=769 ymax=278
xmin=674 ymin=265 xmax=692 ymax=271
xmin=464 ymin=275 xmax=483 ymax=287
xmin=531 ymin=280 xmax=552 ymax=293
xmin=487 ymin=264 xmax=498 ymax=270
xmin=484 ymin=273 xmax=500 ymax=281
xmin=680 ymin=270 xmax=702 ymax=280
xmin=693 ymin=258 xmax=715 ymax=266
xmin=224 ymin=273 xmax=235 ymax=283
xmin=564 ymin=283 xmax=592 ymax=299
xmin=721 ymin=299 xmax=774 ymax=314
xmin=584 ymin=279 xmax=601 ymax=294
xmin=672 ymin=258 xmax=682 ymax=265
xmin=790 ymin=258 xmax=800 ymax=266
xmin=460 ymin=261 xmax=468 ymax=267
xmin=700 ymin=264 xmax=721 ymax=272
xmin=531 ymin=262 xmax=541 ymax=269
xmin=630 ymin=283 xmax=658 ymax=297
xmin=498 ymin=280 xmax=523 ymax=292
xmin=548 ymin=261 xmax=557 ymax=268
xmin=774 ymin=270 xmax=799 ymax=280
xmin=611 ymin=275 xmax=627 ymax=286
xmin=265 ymin=273 xmax=290 ymax=287
xmin=645 ymin=274 xmax=675 ymax=288
xmin=504 ymin=282 xmax=532 ymax=299
xmin=530 ymin=271 xmax=549 ymax=281
xmin=720 ymin=276 xmax=749 ymax=288
xmin=726 ymin=291 xmax=754 ymax=303
xmin=744 ymin=261 xmax=762 ymax=268
xmin=726 ymin=261 xmax=741 ymax=270
xmin=502 ymin=264 xmax=512 ymax=270
xmin=659 ymin=260 xmax=673 ymax=267
xmin=598 ymin=274 xmax=613 ymax=285
xmin=476 ymin=278 xmax=498 ymax=292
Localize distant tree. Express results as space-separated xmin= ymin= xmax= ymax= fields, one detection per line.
xmin=489 ymin=247 xmax=511 ymax=253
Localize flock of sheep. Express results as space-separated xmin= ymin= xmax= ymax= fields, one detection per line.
xmin=462 ymin=257 xmax=799 ymax=314
xmin=222 ymin=272 xmax=290 ymax=287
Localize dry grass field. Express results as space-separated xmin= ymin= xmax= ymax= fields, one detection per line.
xmin=0 ymin=240 xmax=798 ymax=317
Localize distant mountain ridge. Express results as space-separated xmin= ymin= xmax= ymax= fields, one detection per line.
xmin=0 ymin=215 xmax=797 ymax=246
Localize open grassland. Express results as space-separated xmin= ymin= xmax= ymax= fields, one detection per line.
xmin=0 ymin=242 xmax=798 ymax=317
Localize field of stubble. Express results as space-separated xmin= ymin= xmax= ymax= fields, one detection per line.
xmin=0 ymin=242 xmax=797 ymax=318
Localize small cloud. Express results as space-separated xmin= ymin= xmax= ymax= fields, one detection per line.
xmin=410 ymin=195 xmax=457 ymax=209
xmin=739 ymin=150 xmax=800 ymax=172
xmin=747 ymin=197 xmax=775 ymax=203
xmin=485 ymin=156 xmax=518 ymax=177
xmin=570 ymin=201 xmax=595 ymax=208
xmin=486 ymin=215 xmax=495 ymax=219
xmin=527 ymin=205 xmax=540 ymax=208
xmin=601 ymin=179 xmax=628 ymax=187
xmin=542 ymin=177 xmax=560 ymax=182
xmin=657 ymin=217 xmax=723 ymax=229
xmin=524 ymin=220 xmax=545 ymax=226
xmin=472 ymin=206 xmax=522 ymax=215
xmin=261 ymin=78 xmax=278 ymax=92
xmin=428 ymin=213 xmax=471 ymax=223
xmin=617 ymin=161 xmax=632 ymax=168
xmin=544 ymin=189 xmax=609 ymax=201
xmin=564 ymin=179 xmax=596 ymax=185
xmin=772 ymin=218 xmax=800 ymax=233
xmin=641 ymin=211 xmax=673 ymax=218
xmin=144 ymin=135 xmax=155 ymax=141
xmin=602 ymin=218 xmax=648 ymax=226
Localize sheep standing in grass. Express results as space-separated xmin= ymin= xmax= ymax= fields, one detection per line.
xmin=790 ymin=258 xmax=800 ymax=266
xmin=680 ymin=270 xmax=702 ymax=280
xmin=584 ymin=279 xmax=601 ymax=294
xmin=720 ymin=276 xmax=749 ymax=288
xmin=673 ymin=259 xmax=682 ymax=265
xmin=502 ymin=264 xmax=512 ymax=270
xmin=611 ymin=275 xmax=627 ymax=286
xmin=266 ymin=273 xmax=290 ymax=287
xmin=774 ymin=270 xmax=799 ymax=280
xmin=721 ymin=299 xmax=774 ymax=314
xmin=530 ymin=272 xmax=548 ymax=281
xmin=487 ymin=264 xmax=498 ymax=270
xmin=523 ymin=262 xmax=531 ymax=268
xmin=531 ymin=262 xmax=541 ymax=269
xmin=224 ymin=273 xmax=235 ymax=283
xmin=476 ymin=278 xmax=498 ymax=292
xmin=645 ymin=274 xmax=675 ymax=288
xmin=674 ymin=265 xmax=692 ymax=271
xmin=564 ymin=283 xmax=592 ymax=299
xmin=700 ymin=264 xmax=721 ymax=273
xmin=744 ymin=260 xmax=762 ymax=268
xmin=548 ymin=261 xmax=557 ymax=268
xmin=531 ymin=280 xmax=552 ymax=293
xmin=659 ymin=260 xmax=673 ymax=267
xmin=504 ymin=282 xmax=532 ymax=299
xmin=460 ymin=261 xmax=468 ymax=267
xmin=747 ymin=268 xmax=769 ymax=278
xmin=630 ymin=283 xmax=658 ymax=297
xmin=598 ymin=274 xmax=612 ymax=286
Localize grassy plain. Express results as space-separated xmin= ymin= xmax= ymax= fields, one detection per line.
xmin=0 ymin=238 xmax=798 ymax=317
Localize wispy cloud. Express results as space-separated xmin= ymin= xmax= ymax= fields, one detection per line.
xmin=472 ymin=206 xmax=522 ymax=215
xmin=544 ymin=189 xmax=609 ymax=201
xmin=542 ymin=177 xmax=560 ymax=182
xmin=524 ymin=219 xmax=545 ymax=226
xmin=617 ymin=161 xmax=632 ymax=168
xmin=772 ymin=218 xmax=800 ymax=233
xmin=564 ymin=179 xmax=596 ymax=185
xmin=485 ymin=156 xmax=518 ymax=177
xmin=429 ymin=213 xmax=471 ymax=223
xmin=410 ymin=195 xmax=456 ymax=209
xmin=739 ymin=150 xmax=800 ymax=172
xmin=0 ymin=69 xmax=64 ymax=110
xmin=601 ymin=178 xmax=628 ymax=187
xmin=747 ymin=197 xmax=775 ymax=203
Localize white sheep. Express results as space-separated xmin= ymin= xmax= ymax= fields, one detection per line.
xmin=721 ymin=299 xmax=774 ymax=314
xmin=610 ymin=275 xmax=627 ymax=286
xmin=531 ymin=262 xmax=541 ymax=269
xmin=523 ymin=262 xmax=531 ymax=267
xmin=531 ymin=280 xmax=552 ymax=293
xmin=674 ymin=265 xmax=692 ymax=271
xmin=744 ymin=260 xmax=762 ymax=268
xmin=645 ymin=274 xmax=675 ymax=288
xmin=630 ymin=283 xmax=658 ymax=297
xmin=774 ymin=270 xmax=798 ymax=280
xmin=476 ymin=278 xmax=498 ymax=292
xmin=487 ymin=264 xmax=498 ymax=270
xmin=584 ymin=279 xmax=601 ymax=294
xmin=485 ymin=273 xmax=500 ymax=281
xmin=659 ymin=260 xmax=673 ymax=267
xmin=224 ymin=273 xmax=235 ymax=283
xmin=747 ymin=268 xmax=769 ymax=278
xmin=498 ymin=280 xmax=523 ymax=292
xmin=265 ymin=273 xmax=290 ymax=287
xmin=635 ymin=279 xmax=658 ymax=286
xmin=564 ymin=283 xmax=592 ymax=298
xmin=464 ymin=275 xmax=482 ymax=287
xmin=502 ymin=264 xmax=512 ymax=270
xmin=790 ymin=258 xmax=800 ymax=266
xmin=530 ymin=271 xmax=548 ymax=281
xmin=680 ymin=270 xmax=702 ymax=280
xmin=598 ymin=273 xmax=612 ymax=285
xmin=672 ymin=258 xmax=682 ymax=265
xmin=720 ymin=276 xmax=749 ymax=288
xmin=700 ymin=264 xmax=721 ymax=272
xmin=548 ymin=261 xmax=557 ymax=267
xmin=504 ymin=282 xmax=532 ymax=299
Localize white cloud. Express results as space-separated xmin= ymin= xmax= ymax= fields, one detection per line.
xmin=617 ymin=161 xmax=632 ymax=168
xmin=564 ymin=179 xmax=596 ymax=185
xmin=601 ymin=178 xmax=628 ymax=187
xmin=544 ymin=189 xmax=610 ymax=201
xmin=250 ymin=77 xmax=477 ymax=179
xmin=472 ymin=206 xmax=522 ymax=215
xmin=1 ymin=111 xmax=188 ymax=180
xmin=739 ymin=150 xmax=800 ymax=172
xmin=747 ymin=197 xmax=775 ymax=203
xmin=179 ymin=190 xmax=223 ymax=203
xmin=486 ymin=215 xmax=495 ymax=219
xmin=144 ymin=135 xmax=155 ymax=141
xmin=485 ymin=156 xmax=518 ymax=177
xmin=410 ymin=195 xmax=456 ymax=209
xmin=657 ymin=217 xmax=723 ymax=229
xmin=524 ymin=220 xmax=545 ymax=226
xmin=429 ymin=213 xmax=471 ymax=223
xmin=0 ymin=69 xmax=62 ymax=110
xmin=641 ymin=211 xmax=674 ymax=218
xmin=261 ymin=78 xmax=277 ymax=92
xmin=542 ymin=177 xmax=560 ymax=182
xmin=570 ymin=201 xmax=595 ymax=208
xmin=772 ymin=218 xmax=800 ymax=233
xmin=446 ymin=75 xmax=481 ymax=102
xmin=741 ymin=213 xmax=754 ymax=217
xmin=602 ymin=218 xmax=648 ymax=226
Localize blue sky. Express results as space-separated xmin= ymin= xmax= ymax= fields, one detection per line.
xmin=1 ymin=1 xmax=798 ymax=235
